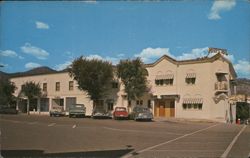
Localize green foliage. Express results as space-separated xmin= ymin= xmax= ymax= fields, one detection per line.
xmin=0 ymin=78 xmax=16 ymax=106
xmin=117 ymin=58 xmax=148 ymax=101
xmin=69 ymin=56 xmax=114 ymax=101
xmin=20 ymin=81 xmax=42 ymax=99
xmin=236 ymin=102 xmax=249 ymax=120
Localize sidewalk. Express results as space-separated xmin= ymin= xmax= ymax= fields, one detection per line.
xmin=153 ymin=117 xmax=217 ymax=124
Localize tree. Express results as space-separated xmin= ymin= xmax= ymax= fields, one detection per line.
xmin=69 ymin=56 xmax=114 ymax=107
xmin=117 ymin=58 xmax=148 ymax=110
xmin=0 ymin=78 xmax=16 ymax=107
xmin=20 ymin=81 xmax=42 ymax=115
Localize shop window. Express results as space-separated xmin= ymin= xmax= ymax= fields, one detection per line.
xmin=112 ymin=82 xmax=118 ymax=88
xmin=108 ymin=103 xmax=114 ymax=111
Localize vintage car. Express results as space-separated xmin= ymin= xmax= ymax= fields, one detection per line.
xmin=113 ymin=107 xmax=129 ymax=120
xmin=92 ymin=108 xmax=112 ymax=119
xmin=130 ymin=106 xmax=153 ymax=121
xmin=49 ymin=106 xmax=65 ymax=117
xmin=0 ymin=106 xmax=18 ymax=114
xmin=69 ymin=104 xmax=86 ymax=118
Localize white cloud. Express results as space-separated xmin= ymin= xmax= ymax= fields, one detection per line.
xmin=135 ymin=47 xmax=174 ymax=63
xmin=234 ymin=59 xmax=250 ymax=78
xmin=54 ymin=61 xmax=72 ymax=71
xmin=25 ymin=62 xmax=41 ymax=69
xmin=0 ymin=62 xmax=8 ymax=68
xmin=86 ymin=54 xmax=121 ymax=65
xmin=0 ymin=50 xmax=25 ymax=59
xmin=81 ymin=0 xmax=97 ymax=4
xmin=0 ymin=50 xmax=18 ymax=57
xmin=35 ymin=21 xmax=49 ymax=29
xmin=208 ymin=0 xmax=236 ymax=20
xmin=176 ymin=47 xmax=209 ymax=60
xmin=86 ymin=54 xmax=103 ymax=60
xmin=21 ymin=43 xmax=49 ymax=60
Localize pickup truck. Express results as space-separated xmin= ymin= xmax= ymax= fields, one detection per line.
xmin=69 ymin=104 xmax=86 ymax=118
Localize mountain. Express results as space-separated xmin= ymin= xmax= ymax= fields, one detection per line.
xmin=236 ymin=78 xmax=250 ymax=95
xmin=9 ymin=66 xmax=57 ymax=78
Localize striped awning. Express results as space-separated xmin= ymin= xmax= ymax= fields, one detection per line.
xmin=186 ymin=73 xmax=196 ymax=78
xmin=155 ymin=74 xmax=174 ymax=80
xmin=183 ymin=98 xmax=203 ymax=104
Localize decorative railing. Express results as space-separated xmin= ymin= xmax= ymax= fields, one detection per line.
xmin=215 ymin=82 xmax=228 ymax=91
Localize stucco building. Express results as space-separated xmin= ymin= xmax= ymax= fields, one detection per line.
xmin=10 ymin=52 xmax=237 ymax=122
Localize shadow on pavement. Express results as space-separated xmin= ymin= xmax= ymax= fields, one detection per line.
xmin=1 ymin=148 xmax=134 ymax=158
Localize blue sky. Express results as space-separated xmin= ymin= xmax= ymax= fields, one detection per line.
xmin=0 ymin=1 xmax=250 ymax=78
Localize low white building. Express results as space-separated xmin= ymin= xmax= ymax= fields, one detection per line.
xmin=10 ymin=53 xmax=237 ymax=122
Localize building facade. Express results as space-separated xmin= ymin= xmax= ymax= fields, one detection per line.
xmin=10 ymin=53 xmax=237 ymax=122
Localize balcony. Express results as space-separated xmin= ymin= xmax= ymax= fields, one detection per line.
xmin=215 ymin=82 xmax=228 ymax=91
xmin=41 ymin=91 xmax=48 ymax=97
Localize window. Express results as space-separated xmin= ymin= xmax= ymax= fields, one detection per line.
xmin=43 ymin=83 xmax=47 ymax=91
xmin=136 ymin=100 xmax=143 ymax=106
xmin=128 ymin=100 xmax=131 ymax=106
xmin=108 ymin=103 xmax=114 ymax=111
xmin=182 ymin=103 xmax=202 ymax=110
xmin=112 ymin=82 xmax=118 ymax=88
xmin=155 ymin=79 xmax=173 ymax=86
xmin=147 ymin=100 xmax=151 ymax=108
xmin=69 ymin=81 xmax=74 ymax=91
xmin=55 ymin=82 xmax=60 ymax=91
xmin=186 ymin=73 xmax=196 ymax=85
xmin=186 ymin=78 xmax=196 ymax=85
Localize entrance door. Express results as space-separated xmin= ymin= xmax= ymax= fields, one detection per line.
xmin=170 ymin=101 xmax=175 ymax=117
xmin=159 ymin=101 xmax=165 ymax=117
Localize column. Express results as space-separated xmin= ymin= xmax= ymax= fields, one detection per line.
xmin=37 ymin=98 xmax=41 ymax=114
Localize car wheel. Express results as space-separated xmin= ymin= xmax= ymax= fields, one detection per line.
xmin=69 ymin=114 xmax=72 ymax=118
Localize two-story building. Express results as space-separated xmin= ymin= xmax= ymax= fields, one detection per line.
xmin=10 ymin=52 xmax=237 ymax=122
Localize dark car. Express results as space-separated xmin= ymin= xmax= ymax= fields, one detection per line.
xmin=69 ymin=104 xmax=86 ymax=118
xmin=49 ymin=106 xmax=65 ymax=117
xmin=0 ymin=106 xmax=18 ymax=114
xmin=113 ymin=107 xmax=129 ymax=120
xmin=92 ymin=108 xmax=112 ymax=119
xmin=130 ymin=106 xmax=153 ymax=121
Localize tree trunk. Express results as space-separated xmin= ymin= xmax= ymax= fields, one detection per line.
xmin=27 ymin=98 xmax=30 ymax=115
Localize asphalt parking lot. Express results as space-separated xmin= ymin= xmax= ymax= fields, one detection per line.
xmin=0 ymin=114 xmax=249 ymax=158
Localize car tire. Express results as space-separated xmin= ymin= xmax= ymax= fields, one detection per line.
xmin=69 ymin=114 xmax=72 ymax=118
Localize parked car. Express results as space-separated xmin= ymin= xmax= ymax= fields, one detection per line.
xmin=69 ymin=104 xmax=86 ymax=118
xmin=0 ymin=106 xmax=18 ymax=114
xmin=113 ymin=107 xmax=129 ymax=120
xmin=49 ymin=106 xmax=65 ymax=117
xmin=130 ymin=106 xmax=153 ymax=121
xmin=92 ymin=108 xmax=112 ymax=119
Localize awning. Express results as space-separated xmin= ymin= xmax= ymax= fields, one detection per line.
xmin=183 ymin=98 xmax=203 ymax=104
xmin=155 ymin=74 xmax=174 ymax=80
xmin=186 ymin=73 xmax=196 ymax=78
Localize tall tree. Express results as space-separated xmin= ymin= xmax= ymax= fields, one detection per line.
xmin=117 ymin=58 xmax=148 ymax=110
xmin=20 ymin=81 xmax=41 ymax=115
xmin=69 ymin=56 xmax=114 ymax=107
xmin=0 ymin=78 xmax=17 ymax=107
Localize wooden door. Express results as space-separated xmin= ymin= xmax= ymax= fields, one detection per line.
xmin=170 ymin=100 xmax=175 ymax=117
xmin=159 ymin=101 xmax=165 ymax=117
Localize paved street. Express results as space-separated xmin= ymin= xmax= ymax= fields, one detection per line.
xmin=0 ymin=115 xmax=249 ymax=158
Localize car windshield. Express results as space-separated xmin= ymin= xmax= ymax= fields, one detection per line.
xmin=52 ymin=106 xmax=62 ymax=110
xmin=71 ymin=104 xmax=85 ymax=109
xmin=115 ymin=107 xmax=126 ymax=111
xmin=134 ymin=107 xmax=149 ymax=112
